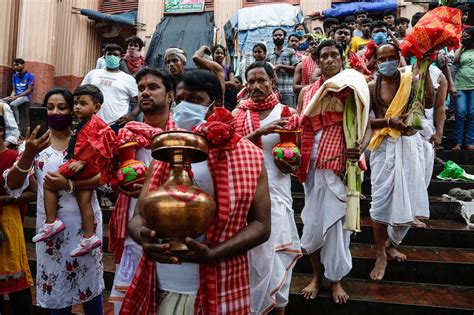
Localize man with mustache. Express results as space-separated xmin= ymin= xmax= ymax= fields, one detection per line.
xmin=296 ymin=40 xmax=370 ymax=305
xmin=233 ymin=60 xmax=302 ymax=315
xmin=269 ymin=28 xmax=298 ymax=108
xmin=109 ymin=68 xmax=175 ymax=314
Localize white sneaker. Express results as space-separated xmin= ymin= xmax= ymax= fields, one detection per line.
xmin=70 ymin=234 xmax=102 ymax=257
xmin=32 ymin=218 xmax=65 ymax=242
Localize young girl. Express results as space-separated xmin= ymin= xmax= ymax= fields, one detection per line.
xmin=32 ymin=84 xmax=116 ymax=257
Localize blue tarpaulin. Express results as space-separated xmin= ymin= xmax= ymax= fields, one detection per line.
xmin=80 ymin=9 xmax=137 ymax=27
xmin=323 ymin=0 xmax=397 ymax=18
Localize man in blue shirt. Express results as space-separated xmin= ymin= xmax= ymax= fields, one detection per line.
xmin=2 ymin=58 xmax=35 ymax=124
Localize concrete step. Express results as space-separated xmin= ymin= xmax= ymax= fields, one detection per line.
xmin=293 ymin=242 xmax=474 ymax=286
xmin=359 ymin=179 xmax=474 ymax=197
xmin=295 ymin=216 xmax=474 ymax=249
xmin=293 ymin=192 xmax=464 ymax=221
xmin=288 ymin=274 xmax=474 ymax=314
xmin=438 ymin=150 xmax=474 ymax=165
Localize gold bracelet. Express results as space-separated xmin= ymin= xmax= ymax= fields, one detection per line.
xmin=14 ymin=162 xmax=32 ymax=173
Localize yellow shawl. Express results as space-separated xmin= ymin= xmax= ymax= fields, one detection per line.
xmin=368 ymin=72 xmax=413 ymax=151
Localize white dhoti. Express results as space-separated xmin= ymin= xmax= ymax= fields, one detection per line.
xmin=249 ymin=105 xmax=302 ymax=314
xmin=300 ymin=168 xmax=352 ymax=282
xmin=369 ymin=136 xmax=430 ymax=245
xmin=420 ymin=108 xmax=436 ymax=188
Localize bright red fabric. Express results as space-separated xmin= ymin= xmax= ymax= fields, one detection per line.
xmin=400 ymin=6 xmax=462 ymax=58
xmin=298 ymin=78 xmax=346 ymax=182
xmin=109 ymin=114 xmax=176 ymax=263
xmin=234 ymin=92 xmax=280 ymax=147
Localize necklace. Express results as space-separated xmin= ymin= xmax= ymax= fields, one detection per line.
xmin=374 ymin=71 xmax=400 ymax=111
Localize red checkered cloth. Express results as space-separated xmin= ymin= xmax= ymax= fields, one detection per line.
xmin=348 ymin=50 xmax=372 ymax=79
xmin=298 ymin=78 xmax=346 ymax=182
xmin=120 ymin=108 xmax=263 ymax=315
xmin=301 ymin=55 xmax=317 ymax=85
xmin=234 ymin=92 xmax=280 ymax=147
xmin=109 ymin=114 xmax=176 ymax=264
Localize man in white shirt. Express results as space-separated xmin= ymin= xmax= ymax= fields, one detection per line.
xmin=82 ymin=43 xmax=139 ymax=132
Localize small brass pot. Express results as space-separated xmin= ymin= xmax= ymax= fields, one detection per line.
xmin=142 ymin=131 xmax=216 ymax=251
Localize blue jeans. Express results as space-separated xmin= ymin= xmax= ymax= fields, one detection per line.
xmin=454 ymin=89 xmax=474 ymax=145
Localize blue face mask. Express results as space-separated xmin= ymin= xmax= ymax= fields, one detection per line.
xmin=299 ymin=41 xmax=309 ymax=50
xmin=372 ymin=32 xmax=388 ymax=45
xmin=173 ymin=101 xmax=211 ymax=131
xmin=378 ymin=60 xmax=399 ymax=77
xmin=296 ymin=30 xmax=305 ymax=37
xmin=105 ymin=55 xmax=121 ymax=69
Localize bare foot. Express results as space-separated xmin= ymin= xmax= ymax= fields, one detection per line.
xmin=330 ymin=282 xmax=349 ymax=304
xmin=301 ymin=277 xmax=321 ymax=300
xmin=415 ymin=218 xmax=427 ymax=228
xmin=370 ymin=254 xmax=387 ymax=280
xmin=452 ymin=144 xmax=461 ymax=150
xmin=386 ymin=245 xmax=407 ymax=262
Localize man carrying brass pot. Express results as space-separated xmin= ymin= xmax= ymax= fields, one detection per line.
xmin=120 ymin=69 xmax=271 ymax=315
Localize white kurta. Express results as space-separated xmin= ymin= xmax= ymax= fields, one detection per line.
xmin=9 ymin=146 xmax=104 ymax=309
xmin=300 ymin=131 xmax=352 ymax=283
xmin=369 ymin=135 xmax=430 ymax=245
xmin=249 ymin=105 xmax=302 ymax=314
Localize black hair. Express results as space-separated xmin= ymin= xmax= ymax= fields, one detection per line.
xmin=253 ymin=43 xmax=267 ymax=54
xmin=316 ymin=40 xmax=344 ymax=60
xmin=211 ymin=44 xmax=226 ymax=56
xmin=14 ymin=58 xmax=25 ymax=65
xmin=375 ymin=42 xmax=401 ymax=59
xmin=235 ymin=75 xmax=242 ymax=83
xmin=464 ymin=26 xmax=474 ymax=37
xmin=273 ymin=28 xmax=287 ymax=37
xmin=125 ymin=35 xmax=145 ymax=49
xmin=245 ymin=61 xmax=275 ymax=80
xmin=370 ymin=20 xmax=389 ymax=33
xmin=135 ymin=68 xmax=174 ymax=92
xmin=0 ymin=115 xmax=5 ymax=139
xmin=313 ymin=26 xmax=323 ymax=33
xmin=395 ymin=17 xmax=410 ymax=26
xmin=288 ymin=33 xmax=301 ymax=41
xmin=383 ymin=10 xmax=396 ymax=18
xmin=428 ymin=2 xmax=439 ymax=10
xmin=73 ymin=84 xmax=104 ymax=104
xmin=104 ymin=43 xmax=124 ymax=55
xmin=344 ymin=15 xmax=356 ymax=23
xmin=323 ymin=18 xmax=339 ymax=32
xmin=359 ymin=18 xmax=373 ymax=26
xmin=176 ymin=69 xmax=223 ymax=103
xmin=294 ymin=23 xmax=308 ymax=33
xmin=457 ymin=4 xmax=469 ymax=14
xmin=43 ymin=88 xmax=74 ymax=110
xmin=411 ymin=12 xmax=425 ymax=27
xmin=334 ymin=23 xmax=353 ymax=36
xmin=356 ymin=10 xmax=369 ymax=17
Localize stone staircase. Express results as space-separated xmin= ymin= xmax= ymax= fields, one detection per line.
xmin=7 ymin=121 xmax=474 ymax=314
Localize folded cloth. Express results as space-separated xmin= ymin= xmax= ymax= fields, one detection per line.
xmin=368 ymin=71 xmax=413 ymax=151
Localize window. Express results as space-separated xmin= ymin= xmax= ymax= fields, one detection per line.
xmin=99 ymin=0 xmax=139 ymax=14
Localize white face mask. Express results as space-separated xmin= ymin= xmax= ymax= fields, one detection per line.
xmin=173 ymin=101 xmax=212 ymax=130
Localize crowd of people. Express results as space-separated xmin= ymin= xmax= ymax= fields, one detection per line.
xmin=0 ymin=3 xmax=473 ymax=315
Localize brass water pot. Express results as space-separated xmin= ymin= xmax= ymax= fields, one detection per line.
xmin=142 ymin=131 xmax=216 ymax=251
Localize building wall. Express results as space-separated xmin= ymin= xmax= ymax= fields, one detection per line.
xmin=54 ymin=0 xmax=101 ymax=92
xmin=0 ymin=0 xmax=20 ymax=97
